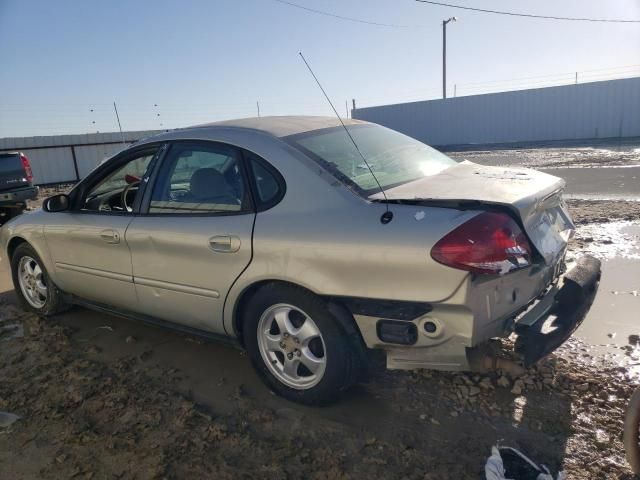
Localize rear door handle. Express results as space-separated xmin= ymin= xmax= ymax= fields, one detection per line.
xmin=209 ymin=235 xmax=241 ymax=253
xmin=100 ymin=229 xmax=120 ymax=244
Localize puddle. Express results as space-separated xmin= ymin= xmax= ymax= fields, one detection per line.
xmin=540 ymin=166 xmax=640 ymax=201
xmin=568 ymin=222 xmax=640 ymax=376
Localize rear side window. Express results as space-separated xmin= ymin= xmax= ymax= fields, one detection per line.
xmin=247 ymin=153 xmax=284 ymax=209
xmin=149 ymin=143 xmax=248 ymax=214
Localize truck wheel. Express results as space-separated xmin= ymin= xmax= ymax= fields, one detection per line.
xmin=242 ymin=283 xmax=364 ymax=405
xmin=11 ymin=243 xmax=69 ymax=316
xmin=624 ymin=388 xmax=640 ymax=474
xmin=0 ymin=207 xmax=22 ymax=224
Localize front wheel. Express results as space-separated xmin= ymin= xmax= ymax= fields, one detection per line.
xmin=242 ymin=284 xmax=364 ymax=405
xmin=11 ymin=243 xmax=69 ymax=316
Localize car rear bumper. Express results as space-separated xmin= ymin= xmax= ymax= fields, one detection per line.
xmin=353 ymin=255 xmax=601 ymax=372
xmin=0 ymin=186 xmax=38 ymax=205
xmin=512 ymin=255 xmax=601 ymax=366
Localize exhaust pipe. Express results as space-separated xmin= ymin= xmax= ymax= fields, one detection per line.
xmin=478 ymin=354 xmax=526 ymax=377
xmin=467 ymin=343 xmax=526 ymax=377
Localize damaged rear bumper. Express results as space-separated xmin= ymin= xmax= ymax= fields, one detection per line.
xmin=512 ymin=255 xmax=601 ymax=367
xmin=351 ymin=255 xmax=601 ymax=373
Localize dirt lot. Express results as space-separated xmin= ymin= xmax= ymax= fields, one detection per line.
xmin=1 ymin=201 xmax=639 ymax=479
xmin=567 ymin=199 xmax=640 ymax=226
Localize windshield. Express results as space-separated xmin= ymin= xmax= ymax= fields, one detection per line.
xmin=288 ymin=124 xmax=458 ymax=195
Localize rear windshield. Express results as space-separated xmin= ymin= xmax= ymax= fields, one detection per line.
xmin=0 ymin=154 xmax=24 ymax=174
xmin=286 ymin=124 xmax=457 ymax=195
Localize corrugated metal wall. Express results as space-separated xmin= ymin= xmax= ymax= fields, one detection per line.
xmin=352 ymin=78 xmax=640 ymax=146
xmin=0 ymin=130 xmax=162 ymax=185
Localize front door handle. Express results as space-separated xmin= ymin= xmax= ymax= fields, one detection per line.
xmin=100 ymin=229 xmax=120 ymax=244
xmin=209 ymin=235 xmax=241 ymax=253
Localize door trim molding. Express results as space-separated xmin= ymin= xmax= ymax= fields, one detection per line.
xmin=134 ymin=276 xmax=220 ymax=299
xmin=56 ymin=262 xmax=132 ymax=283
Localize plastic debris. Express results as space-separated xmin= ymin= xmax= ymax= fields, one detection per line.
xmin=97 ymin=326 xmax=114 ymax=331
xmin=0 ymin=411 xmax=20 ymax=427
xmin=485 ymin=446 xmax=566 ymax=480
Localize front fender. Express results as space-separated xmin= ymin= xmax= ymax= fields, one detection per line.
xmin=0 ymin=210 xmax=57 ymax=285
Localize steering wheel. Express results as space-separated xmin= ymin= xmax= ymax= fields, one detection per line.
xmin=121 ymin=181 xmax=140 ymax=213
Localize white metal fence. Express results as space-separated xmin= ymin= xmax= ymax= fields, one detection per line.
xmin=0 ymin=130 xmax=162 ymax=185
xmin=352 ymin=77 xmax=640 ymax=146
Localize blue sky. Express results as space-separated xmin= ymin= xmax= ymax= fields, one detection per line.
xmin=1 ymin=0 xmax=639 ymax=137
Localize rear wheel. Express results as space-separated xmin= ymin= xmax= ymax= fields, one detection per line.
xmin=242 ymin=284 xmax=364 ymax=405
xmin=11 ymin=243 xmax=69 ymax=316
xmin=0 ymin=206 xmax=24 ymax=225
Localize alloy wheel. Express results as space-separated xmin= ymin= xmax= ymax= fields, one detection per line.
xmin=17 ymin=256 xmax=48 ymax=309
xmin=257 ymin=303 xmax=327 ymax=390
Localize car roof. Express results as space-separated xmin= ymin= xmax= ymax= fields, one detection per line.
xmin=186 ymin=115 xmax=370 ymax=138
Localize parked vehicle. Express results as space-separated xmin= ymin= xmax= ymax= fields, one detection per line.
xmin=0 ymin=152 xmax=38 ymax=223
xmin=0 ymin=117 xmax=601 ymax=404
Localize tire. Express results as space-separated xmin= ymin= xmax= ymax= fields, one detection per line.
xmin=242 ymin=283 xmax=365 ymax=405
xmin=624 ymin=388 xmax=640 ymax=474
xmin=11 ymin=243 xmax=69 ymax=316
xmin=0 ymin=207 xmax=23 ymax=225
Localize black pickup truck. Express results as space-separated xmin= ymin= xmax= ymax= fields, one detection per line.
xmin=0 ymin=152 xmax=38 ymax=223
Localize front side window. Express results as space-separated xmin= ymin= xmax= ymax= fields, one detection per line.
xmin=81 ymin=150 xmax=156 ymax=212
xmin=287 ymin=124 xmax=458 ymax=195
xmin=149 ymin=143 xmax=247 ymax=214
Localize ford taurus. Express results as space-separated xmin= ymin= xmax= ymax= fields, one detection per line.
xmin=0 ymin=116 xmax=601 ymax=404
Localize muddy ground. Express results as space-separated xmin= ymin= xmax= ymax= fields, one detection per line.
xmin=1 ymin=203 xmax=639 ymax=478
xmin=567 ymin=199 xmax=640 ymax=226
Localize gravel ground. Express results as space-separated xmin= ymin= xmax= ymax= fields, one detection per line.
xmin=0 ymin=301 xmax=638 ymax=479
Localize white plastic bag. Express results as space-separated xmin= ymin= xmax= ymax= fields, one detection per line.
xmin=485 ymin=445 xmax=566 ymax=480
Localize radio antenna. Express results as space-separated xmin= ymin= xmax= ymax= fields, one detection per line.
xmin=298 ymin=52 xmax=393 ymax=224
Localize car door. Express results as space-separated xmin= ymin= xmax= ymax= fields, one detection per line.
xmin=44 ymin=146 xmax=161 ymax=310
xmin=125 ymin=141 xmax=255 ymax=334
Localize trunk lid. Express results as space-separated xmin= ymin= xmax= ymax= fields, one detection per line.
xmin=0 ymin=153 xmax=31 ymax=192
xmin=370 ymin=161 xmax=574 ymax=265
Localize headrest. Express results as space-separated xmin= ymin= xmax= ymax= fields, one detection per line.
xmin=189 ymin=168 xmax=231 ymax=201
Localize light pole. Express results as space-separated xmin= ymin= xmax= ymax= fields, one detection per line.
xmin=442 ymin=16 xmax=457 ymax=99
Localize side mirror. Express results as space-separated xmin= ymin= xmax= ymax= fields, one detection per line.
xmin=43 ymin=194 xmax=70 ymax=213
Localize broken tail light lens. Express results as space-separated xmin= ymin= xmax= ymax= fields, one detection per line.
xmin=20 ymin=154 xmax=33 ymax=183
xmin=431 ymin=212 xmax=532 ymax=275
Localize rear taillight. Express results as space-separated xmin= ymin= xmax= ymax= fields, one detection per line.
xmin=20 ymin=153 xmax=33 ymax=183
xmin=431 ymin=212 xmax=532 ymax=275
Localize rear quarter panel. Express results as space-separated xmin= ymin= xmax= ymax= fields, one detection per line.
xmin=221 ymin=141 xmax=478 ymax=335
